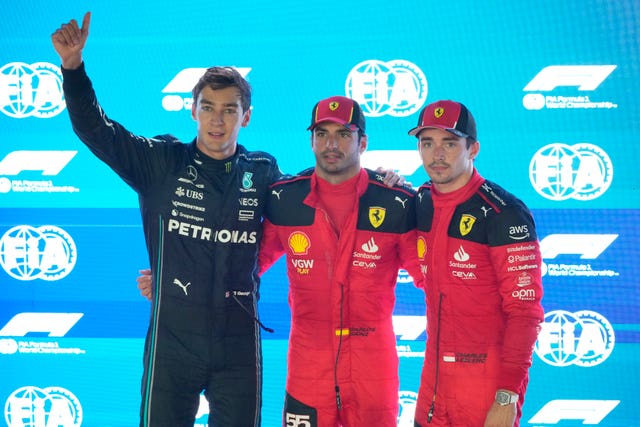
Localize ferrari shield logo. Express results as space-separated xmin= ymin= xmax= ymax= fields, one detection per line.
xmin=459 ymin=214 xmax=476 ymax=236
xmin=369 ymin=207 xmax=386 ymax=228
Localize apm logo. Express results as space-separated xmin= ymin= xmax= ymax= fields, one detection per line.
xmin=161 ymin=67 xmax=251 ymax=112
xmin=0 ymin=150 xmax=79 ymax=194
xmin=522 ymin=65 xmax=617 ymax=110
xmin=345 ymin=59 xmax=427 ymax=117
xmin=0 ymin=62 xmax=65 ymax=118
xmin=529 ymin=143 xmax=613 ymax=201
xmin=4 ymin=386 xmax=83 ymax=427
xmin=0 ymin=225 xmax=77 ymax=281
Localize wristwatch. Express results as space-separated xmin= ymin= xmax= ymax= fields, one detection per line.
xmin=495 ymin=390 xmax=518 ymax=406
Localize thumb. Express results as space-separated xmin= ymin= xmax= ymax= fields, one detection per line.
xmin=81 ymin=11 xmax=91 ymax=38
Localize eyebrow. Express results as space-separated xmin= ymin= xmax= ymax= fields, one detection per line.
xmin=315 ymin=125 xmax=352 ymax=133
xmin=420 ymin=134 xmax=458 ymax=141
xmin=199 ymin=99 xmax=240 ymax=108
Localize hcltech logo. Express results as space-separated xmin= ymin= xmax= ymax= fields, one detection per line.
xmin=0 ymin=225 xmax=77 ymax=281
xmin=0 ymin=62 xmax=65 ymax=118
xmin=529 ymin=143 xmax=613 ymax=201
xmin=345 ymin=59 xmax=427 ymax=117
xmin=522 ymin=65 xmax=617 ymax=110
xmin=161 ymin=67 xmax=251 ymax=111
xmin=4 ymin=386 xmax=83 ymax=427
xmin=535 ymin=310 xmax=614 ymax=367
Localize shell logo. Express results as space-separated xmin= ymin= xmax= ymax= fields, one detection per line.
xmin=288 ymin=231 xmax=311 ymax=255
xmin=417 ymin=236 xmax=427 ymax=260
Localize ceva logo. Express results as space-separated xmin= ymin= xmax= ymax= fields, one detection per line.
xmin=161 ymin=67 xmax=252 ymax=112
xmin=522 ymin=65 xmax=618 ymax=110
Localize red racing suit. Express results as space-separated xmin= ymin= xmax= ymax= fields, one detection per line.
xmin=259 ymin=168 xmax=421 ymax=427
xmin=414 ymin=170 xmax=544 ymax=426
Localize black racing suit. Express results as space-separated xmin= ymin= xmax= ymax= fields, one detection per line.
xmin=62 ymin=63 xmax=281 ymax=426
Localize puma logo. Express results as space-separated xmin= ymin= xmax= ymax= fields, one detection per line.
xmin=394 ymin=196 xmax=408 ymax=208
xmin=173 ymin=278 xmax=191 ymax=296
xmin=272 ymin=189 xmax=283 ymax=200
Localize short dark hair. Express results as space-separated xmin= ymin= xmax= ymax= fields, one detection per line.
xmin=192 ymin=66 xmax=251 ymax=112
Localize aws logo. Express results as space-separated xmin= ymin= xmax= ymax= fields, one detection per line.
xmin=508 ymin=224 xmax=530 ymax=240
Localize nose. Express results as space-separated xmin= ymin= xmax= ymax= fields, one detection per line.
xmin=209 ymin=111 xmax=224 ymax=124
xmin=433 ymin=146 xmax=445 ymax=160
xmin=325 ymin=135 xmax=339 ymax=149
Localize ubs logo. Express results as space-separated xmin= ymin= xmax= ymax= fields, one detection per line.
xmin=175 ymin=186 xmax=203 ymax=200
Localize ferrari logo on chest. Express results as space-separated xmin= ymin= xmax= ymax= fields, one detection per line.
xmin=369 ymin=207 xmax=386 ymax=228
xmin=459 ymin=214 xmax=476 ymax=236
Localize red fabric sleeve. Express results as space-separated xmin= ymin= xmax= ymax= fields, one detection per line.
xmin=257 ymin=219 xmax=285 ymax=276
xmin=490 ymin=240 xmax=544 ymax=392
xmin=398 ymin=229 xmax=424 ymax=289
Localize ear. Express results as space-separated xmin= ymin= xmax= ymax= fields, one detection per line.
xmin=358 ymin=134 xmax=368 ymax=153
xmin=191 ymin=100 xmax=197 ymax=121
xmin=469 ymin=140 xmax=480 ymax=160
xmin=241 ymin=108 xmax=252 ymax=128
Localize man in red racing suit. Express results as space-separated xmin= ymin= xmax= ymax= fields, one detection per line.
xmin=258 ymin=96 xmax=421 ymax=427
xmin=410 ymin=100 xmax=544 ymax=426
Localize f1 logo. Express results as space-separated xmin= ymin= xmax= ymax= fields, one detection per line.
xmin=0 ymin=312 xmax=83 ymax=337
xmin=0 ymin=150 xmax=77 ymax=176
xmin=529 ymin=399 xmax=619 ymax=424
xmin=540 ymin=234 xmax=618 ymax=259
xmin=523 ymin=65 xmax=617 ymax=91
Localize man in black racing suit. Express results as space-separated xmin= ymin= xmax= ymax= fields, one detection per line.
xmin=52 ymin=13 xmax=281 ymax=426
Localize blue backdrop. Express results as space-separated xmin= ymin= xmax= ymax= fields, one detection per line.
xmin=1 ymin=1 xmax=638 ymax=426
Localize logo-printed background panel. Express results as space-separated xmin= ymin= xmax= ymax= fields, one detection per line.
xmin=1 ymin=1 xmax=638 ymax=426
